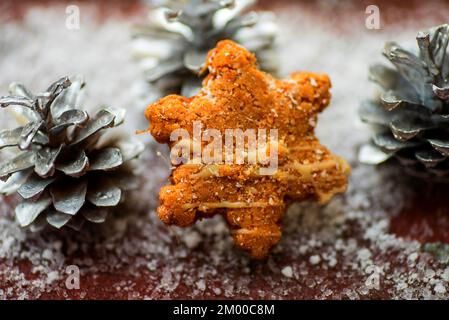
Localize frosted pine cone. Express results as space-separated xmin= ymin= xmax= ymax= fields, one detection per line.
xmin=0 ymin=76 xmax=144 ymax=230
xmin=132 ymin=0 xmax=278 ymax=97
xmin=359 ymin=24 xmax=449 ymax=180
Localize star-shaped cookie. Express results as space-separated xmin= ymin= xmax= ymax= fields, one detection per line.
xmin=145 ymin=40 xmax=350 ymax=259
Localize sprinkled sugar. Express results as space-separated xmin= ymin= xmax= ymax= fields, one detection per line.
xmin=1 ymin=2 xmax=449 ymax=299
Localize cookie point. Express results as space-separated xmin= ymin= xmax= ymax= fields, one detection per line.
xmin=206 ymin=39 xmax=257 ymax=73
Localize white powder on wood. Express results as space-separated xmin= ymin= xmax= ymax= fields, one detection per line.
xmin=0 ymin=2 xmax=449 ymax=300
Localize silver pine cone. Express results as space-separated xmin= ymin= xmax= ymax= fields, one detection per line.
xmin=359 ymin=24 xmax=449 ymax=180
xmin=0 ymin=76 xmax=144 ymax=230
xmin=132 ymin=0 xmax=278 ymax=97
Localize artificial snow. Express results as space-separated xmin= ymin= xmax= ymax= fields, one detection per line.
xmin=281 ymin=266 xmax=293 ymax=278
xmin=0 ymin=2 xmax=449 ymax=300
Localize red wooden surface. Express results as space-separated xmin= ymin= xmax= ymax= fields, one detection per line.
xmin=1 ymin=0 xmax=449 ymax=300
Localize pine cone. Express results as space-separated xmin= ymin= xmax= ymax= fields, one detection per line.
xmin=0 ymin=76 xmax=144 ymax=231
xmin=132 ymin=0 xmax=278 ymax=97
xmin=359 ymin=24 xmax=449 ymax=180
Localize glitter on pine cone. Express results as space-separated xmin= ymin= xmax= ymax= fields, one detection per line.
xmin=0 ymin=76 xmax=144 ymax=231
xmin=132 ymin=0 xmax=278 ymax=98
xmin=359 ymin=24 xmax=449 ymax=181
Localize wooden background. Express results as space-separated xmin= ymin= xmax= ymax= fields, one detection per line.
xmin=1 ymin=0 xmax=449 ymax=300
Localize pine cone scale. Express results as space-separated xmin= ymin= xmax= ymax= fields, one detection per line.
xmin=133 ymin=0 xmax=278 ymax=96
xmin=389 ymin=116 xmax=434 ymax=141
xmin=433 ymin=84 xmax=449 ymax=99
xmin=86 ymin=179 xmax=122 ymax=207
xmin=88 ymin=147 xmax=123 ymax=171
xmin=70 ymin=110 xmax=115 ymax=146
xmin=16 ymin=195 xmax=52 ymax=227
xmin=55 ymin=149 xmax=89 ymax=177
xmin=0 ymin=170 xmax=32 ymax=195
xmin=184 ymin=49 xmax=208 ymax=72
xmin=415 ymin=149 xmax=445 ymax=167
xmin=0 ymin=151 xmax=35 ymax=177
xmin=82 ymin=207 xmax=108 ymax=224
xmin=428 ymin=138 xmax=449 ymax=155
xmin=50 ymin=178 xmax=87 ymax=215
xmin=34 ymin=145 xmax=62 ymax=178
xmin=46 ymin=210 xmax=72 ymax=229
xmin=0 ymin=127 xmax=23 ymax=148
xmin=17 ymin=173 xmax=55 ymax=199
xmin=20 ymin=120 xmax=44 ymax=150
xmin=0 ymin=95 xmax=34 ymax=109
xmin=146 ymin=60 xmax=185 ymax=82
xmin=50 ymin=110 xmax=89 ymax=135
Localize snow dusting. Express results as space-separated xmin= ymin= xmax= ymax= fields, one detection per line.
xmin=1 ymin=2 xmax=449 ymax=299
